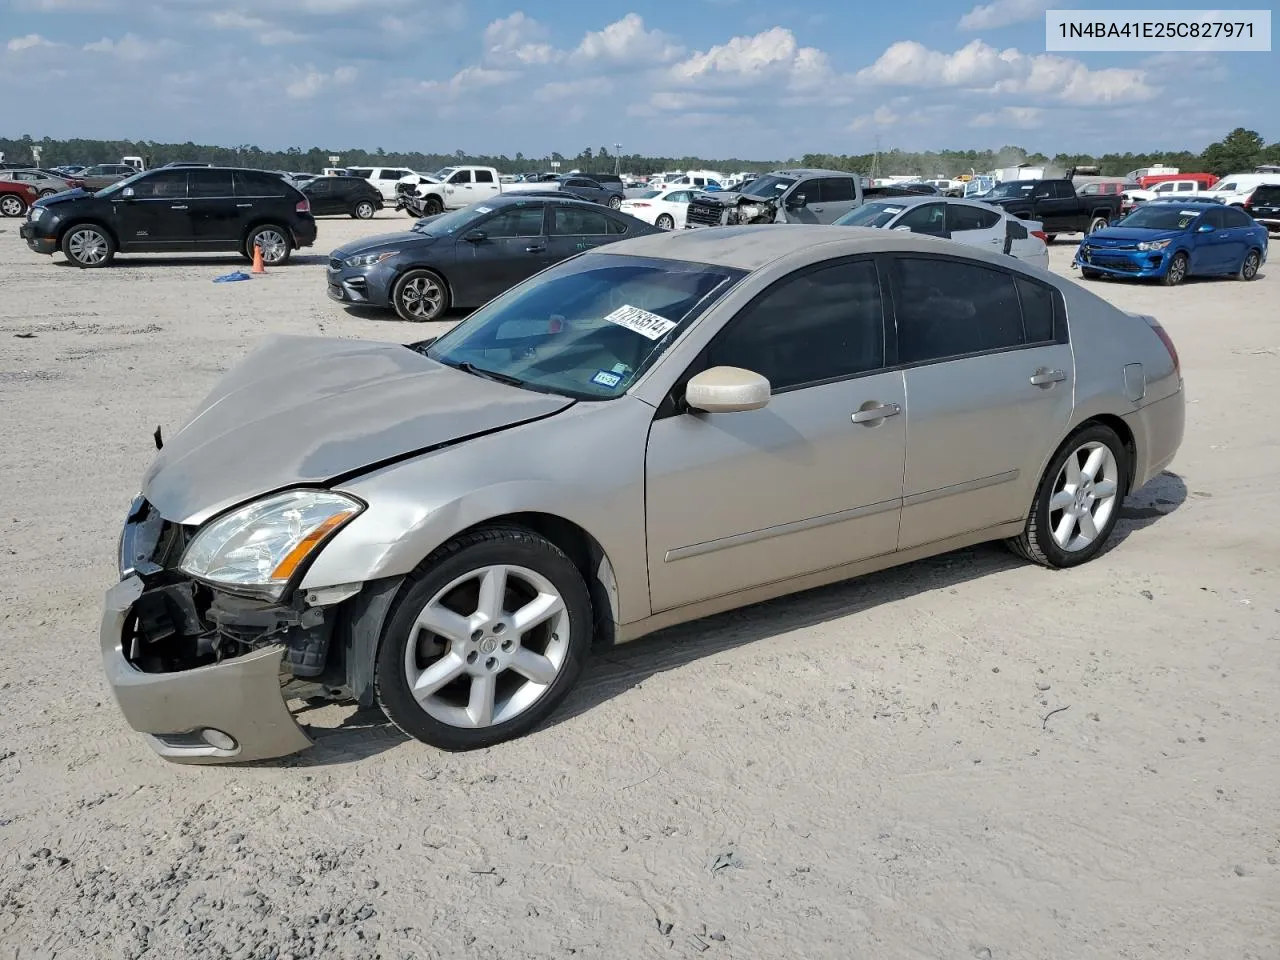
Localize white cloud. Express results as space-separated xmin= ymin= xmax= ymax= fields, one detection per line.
xmin=849 ymin=105 xmax=899 ymax=131
xmin=667 ymin=27 xmax=831 ymax=91
xmin=573 ymin=14 xmax=683 ymax=67
xmin=972 ymin=105 xmax=1044 ymax=128
xmin=534 ymin=78 xmax=614 ymax=103
xmin=958 ymin=0 xmax=1052 ymax=30
xmin=82 ymin=33 xmax=173 ymax=61
xmin=856 ymin=40 xmax=1157 ymax=105
xmin=285 ymin=64 xmax=357 ymax=99
xmin=7 ymin=33 xmax=59 ymax=51
xmin=207 ymin=11 xmax=306 ymax=45
xmin=12 ymin=0 xmax=114 ymax=9
xmin=482 ymin=12 xmax=560 ymax=65
xmin=419 ymin=65 xmax=519 ymax=98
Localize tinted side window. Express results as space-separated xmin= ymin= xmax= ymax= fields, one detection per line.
xmin=1200 ymin=208 xmax=1225 ymax=228
xmin=892 ymin=257 xmax=1023 ymax=363
xmin=705 ymin=259 xmax=884 ymax=391
xmin=1221 ymin=206 xmax=1254 ymax=227
xmin=1015 ymin=276 xmax=1057 ymax=343
xmin=235 ymin=172 xmax=287 ymax=197
xmin=347 ymin=168 xmax=373 ymax=179
xmin=551 ymin=207 xmax=611 ymax=236
xmin=474 ymin=169 xmax=495 ymax=184
xmin=189 ymin=170 xmax=234 ymax=198
xmin=605 ymin=216 xmax=628 ymax=235
xmin=448 ymin=170 xmax=472 ymax=184
xmin=895 ymin=203 xmax=946 ymax=234
xmin=948 ymin=204 xmax=1000 ymax=231
xmin=1054 ymin=181 xmax=1076 ymax=199
xmin=131 ymin=171 xmax=188 ymax=199
xmin=816 ymin=177 xmax=854 ymax=202
xmin=481 ymin=205 xmax=544 ymax=238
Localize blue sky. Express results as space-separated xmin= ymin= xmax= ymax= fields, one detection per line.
xmin=1 ymin=0 xmax=1274 ymax=158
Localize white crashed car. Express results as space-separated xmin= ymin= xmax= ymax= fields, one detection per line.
xmin=618 ymin=187 xmax=702 ymax=230
xmin=836 ymin=196 xmax=1050 ymax=271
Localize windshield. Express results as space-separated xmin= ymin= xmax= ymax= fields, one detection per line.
xmin=633 ymin=190 xmax=661 ymax=199
xmin=95 ymin=169 xmax=154 ymax=197
xmin=1116 ymin=205 xmax=1202 ymax=230
xmin=985 ymin=180 xmax=1036 ymax=200
xmin=739 ymin=175 xmax=795 ymax=197
xmin=426 ymin=253 xmax=746 ymax=400
xmin=434 ymin=166 xmax=457 ymax=179
xmin=410 ymin=204 xmax=496 ymax=236
xmin=834 ymin=202 xmax=906 ymax=227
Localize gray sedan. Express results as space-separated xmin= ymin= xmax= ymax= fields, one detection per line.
xmin=102 ymin=226 xmax=1185 ymax=763
xmin=1 ymin=168 xmax=72 ymax=198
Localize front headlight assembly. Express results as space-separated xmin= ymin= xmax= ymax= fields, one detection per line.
xmin=344 ymin=250 xmax=398 ymax=268
xmin=179 ymin=490 xmax=363 ymax=600
xmin=1137 ymin=239 xmax=1172 ymax=251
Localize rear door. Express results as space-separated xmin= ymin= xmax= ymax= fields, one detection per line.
xmin=891 ymin=201 xmax=948 ymax=238
xmin=375 ymin=169 xmax=403 ymax=200
xmin=303 ymin=178 xmax=340 ymax=216
xmin=888 ymin=254 xmax=1074 ymax=549
xmin=813 ymin=176 xmax=858 ymax=222
xmin=945 ymin=202 xmax=1004 ymax=252
xmin=187 ymin=168 xmax=238 ymax=246
xmin=546 ymin=205 xmax=619 ymax=261
xmin=454 ymin=202 xmax=548 ymax=304
xmin=1190 ymin=207 xmax=1236 ymax=272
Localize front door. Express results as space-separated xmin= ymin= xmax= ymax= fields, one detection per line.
xmin=112 ymin=170 xmax=191 ymax=249
xmin=886 ymin=254 xmax=1075 ymax=549
xmin=186 ymin=168 xmax=239 ymax=246
xmin=1189 ymin=208 xmax=1236 ymax=273
xmin=645 ymin=257 xmax=906 ymax=612
xmin=454 ymin=203 xmax=548 ymax=304
xmin=443 ymin=169 xmax=476 ymax=208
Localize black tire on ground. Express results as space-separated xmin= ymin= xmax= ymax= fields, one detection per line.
xmin=0 ymin=195 xmax=27 ymax=217
xmin=60 ymin=224 xmax=115 ymax=268
xmin=391 ymin=268 xmax=450 ymax=322
xmin=1080 ymin=267 xmax=1101 ymax=280
xmin=352 ymin=200 xmax=377 ymax=220
xmin=245 ymin=224 xmax=292 ymax=266
xmin=1236 ymin=248 xmax=1261 ymax=281
xmin=1161 ymin=252 xmax=1188 ymax=286
xmin=608 ymin=196 xmax=622 ymax=209
xmin=1007 ymin=422 xmax=1129 ymax=569
xmin=424 ymin=196 xmax=443 ymax=216
xmin=374 ymin=525 xmax=592 ymax=751
xmin=655 ymin=213 xmax=675 ymax=230
xmin=1087 ymin=216 xmax=1108 ymax=234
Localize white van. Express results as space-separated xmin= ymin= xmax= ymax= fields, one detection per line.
xmin=1202 ymin=173 xmax=1275 ymax=206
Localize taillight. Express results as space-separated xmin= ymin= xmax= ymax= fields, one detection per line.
xmin=1031 ymin=230 xmax=1048 ymax=243
xmin=296 ymin=197 xmax=310 ymax=213
xmin=1144 ymin=315 xmax=1180 ymax=377
xmin=1242 ymin=192 xmax=1253 ymax=210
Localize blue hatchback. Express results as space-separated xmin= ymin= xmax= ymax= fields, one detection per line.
xmin=1075 ymin=198 xmax=1268 ymax=285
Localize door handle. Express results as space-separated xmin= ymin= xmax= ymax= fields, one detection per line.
xmin=1029 ymin=368 xmax=1067 ymax=386
xmin=525 ymin=244 xmax=546 ymax=253
xmin=236 ymin=203 xmax=252 ymax=208
xmin=850 ymin=402 xmax=901 ymax=424
xmin=170 ymin=204 xmax=188 ymax=210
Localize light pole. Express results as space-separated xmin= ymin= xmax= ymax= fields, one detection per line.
xmin=614 ymin=143 xmax=621 ymax=175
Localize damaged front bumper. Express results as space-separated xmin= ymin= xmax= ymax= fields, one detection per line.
xmin=101 ymin=576 xmax=313 ymax=764
xmin=683 ymin=192 xmax=779 ymax=229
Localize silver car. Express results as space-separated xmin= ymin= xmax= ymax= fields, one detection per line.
xmin=102 ymin=226 xmax=1185 ymax=764
xmin=1 ymin=168 xmax=72 ymax=198
xmin=835 ymin=195 xmax=1051 ymax=271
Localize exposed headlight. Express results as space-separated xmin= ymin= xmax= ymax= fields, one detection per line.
xmin=343 ymin=250 xmax=398 ymax=268
xmin=179 ymin=490 xmax=362 ymax=600
xmin=1137 ymin=239 xmax=1172 ymax=251
xmin=29 ymin=205 xmax=46 ymax=221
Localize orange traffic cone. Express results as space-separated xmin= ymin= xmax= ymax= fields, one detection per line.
xmin=251 ymin=243 xmax=266 ymax=274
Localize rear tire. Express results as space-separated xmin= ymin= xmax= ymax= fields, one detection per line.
xmin=61 ymin=224 xmax=115 ymax=267
xmin=1086 ymin=216 xmax=1108 ymax=234
xmin=245 ymin=224 xmax=291 ymax=266
xmin=1008 ymin=423 xmax=1128 ymax=569
xmin=608 ymin=196 xmax=623 ymax=210
xmin=0 ymin=195 xmax=27 ymax=217
xmin=352 ymin=200 xmax=376 ymax=220
xmin=655 ymin=213 xmax=675 ymax=230
xmin=373 ymin=526 xmax=592 ymax=751
xmin=1161 ymin=252 xmax=1188 ymax=286
xmin=1236 ymin=249 xmax=1261 ymax=281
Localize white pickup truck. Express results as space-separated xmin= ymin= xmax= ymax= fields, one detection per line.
xmin=399 ymin=165 xmax=550 ymax=216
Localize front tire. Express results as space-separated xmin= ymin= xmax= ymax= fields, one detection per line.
xmin=1236 ymin=249 xmax=1261 ymax=281
xmin=39 ymin=188 xmax=58 ymax=198
xmin=61 ymin=224 xmax=115 ymax=267
xmin=391 ymin=268 xmax=449 ymax=322
xmin=1008 ymin=423 xmax=1128 ymax=569
xmin=0 ymin=195 xmax=27 ymax=217
xmin=1161 ymin=252 xmax=1188 ymax=286
xmin=424 ymin=196 xmax=443 ymax=217
xmin=352 ymin=200 xmax=376 ymax=220
xmin=374 ymin=526 xmax=592 ymax=751
xmin=655 ymin=213 xmax=675 ymax=230
xmin=245 ymin=224 xmax=292 ymax=266
xmin=608 ymin=196 xmax=622 ymax=210
xmin=1086 ymin=216 xmax=1108 ymax=234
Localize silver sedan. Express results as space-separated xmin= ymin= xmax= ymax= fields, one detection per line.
xmin=102 ymin=226 xmax=1184 ymax=763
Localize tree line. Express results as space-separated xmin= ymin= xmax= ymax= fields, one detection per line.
xmin=1 ymin=128 xmax=1275 ymax=179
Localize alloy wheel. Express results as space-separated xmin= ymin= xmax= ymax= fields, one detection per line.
xmin=0 ymin=196 xmax=24 ymax=217
xmin=1048 ymin=440 xmax=1120 ymax=552
xmin=67 ymin=228 xmax=109 ymax=265
xmin=399 ymin=274 xmax=443 ymax=320
xmin=1242 ymin=252 xmax=1260 ymax=280
xmin=1167 ymin=255 xmax=1187 ymax=285
xmin=403 ymin=564 xmax=571 ymax=729
xmin=254 ymin=229 xmax=288 ymax=264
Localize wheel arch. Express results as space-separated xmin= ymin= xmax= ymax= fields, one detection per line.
xmin=57 ymin=218 xmax=119 ymax=247
xmin=240 ymin=218 xmax=291 ymax=254
xmin=391 ymin=263 xmax=454 ymax=307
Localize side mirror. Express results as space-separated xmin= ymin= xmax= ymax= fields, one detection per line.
xmin=785 ymin=192 xmax=807 ymax=209
xmin=1197 ymin=222 xmax=1214 ymax=232
xmin=464 ymin=230 xmax=487 ymax=242
xmin=685 ymin=366 xmax=771 ymax=414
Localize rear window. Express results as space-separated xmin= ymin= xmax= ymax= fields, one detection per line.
xmin=235 ymin=171 xmax=289 ymax=197
xmin=1252 ymin=185 xmax=1280 ymax=205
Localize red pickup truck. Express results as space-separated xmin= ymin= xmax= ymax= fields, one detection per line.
xmin=0 ymin=179 xmax=40 ymax=217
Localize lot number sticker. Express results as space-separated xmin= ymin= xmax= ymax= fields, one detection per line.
xmin=603 ymin=304 xmax=677 ymax=341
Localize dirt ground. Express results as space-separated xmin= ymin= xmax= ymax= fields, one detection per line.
xmin=0 ymin=212 xmax=1277 ymax=960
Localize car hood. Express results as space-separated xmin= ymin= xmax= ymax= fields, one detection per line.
xmin=142 ymin=334 xmax=574 ymax=525
xmin=330 ymin=230 xmax=435 ymax=261
xmin=1085 ymin=226 xmax=1180 ymax=244
xmin=37 ymin=187 xmax=91 ymax=206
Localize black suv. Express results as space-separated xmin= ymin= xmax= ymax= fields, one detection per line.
xmin=20 ymin=166 xmax=317 ymax=268
xmin=300 ymin=176 xmax=384 ymax=219
xmin=1247 ymin=183 xmax=1280 ymax=234
xmin=559 ymin=175 xmax=625 ymax=208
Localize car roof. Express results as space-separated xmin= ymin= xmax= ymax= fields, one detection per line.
xmin=767 ymin=168 xmax=851 ymax=178
xmin=594 ymin=224 xmax=1024 ymax=272
xmin=484 ymin=193 xmax=606 ymax=209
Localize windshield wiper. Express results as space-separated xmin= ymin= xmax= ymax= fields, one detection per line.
xmin=455 ymin=361 xmax=527 ymax=388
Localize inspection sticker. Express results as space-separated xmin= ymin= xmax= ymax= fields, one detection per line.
xmin=602 ymin=304 xmax=676 ymax=340
xmin=591 ymin=369 xmax=623 ymax=389
xmin=475 ymin=205 xmax=492 ymax=214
